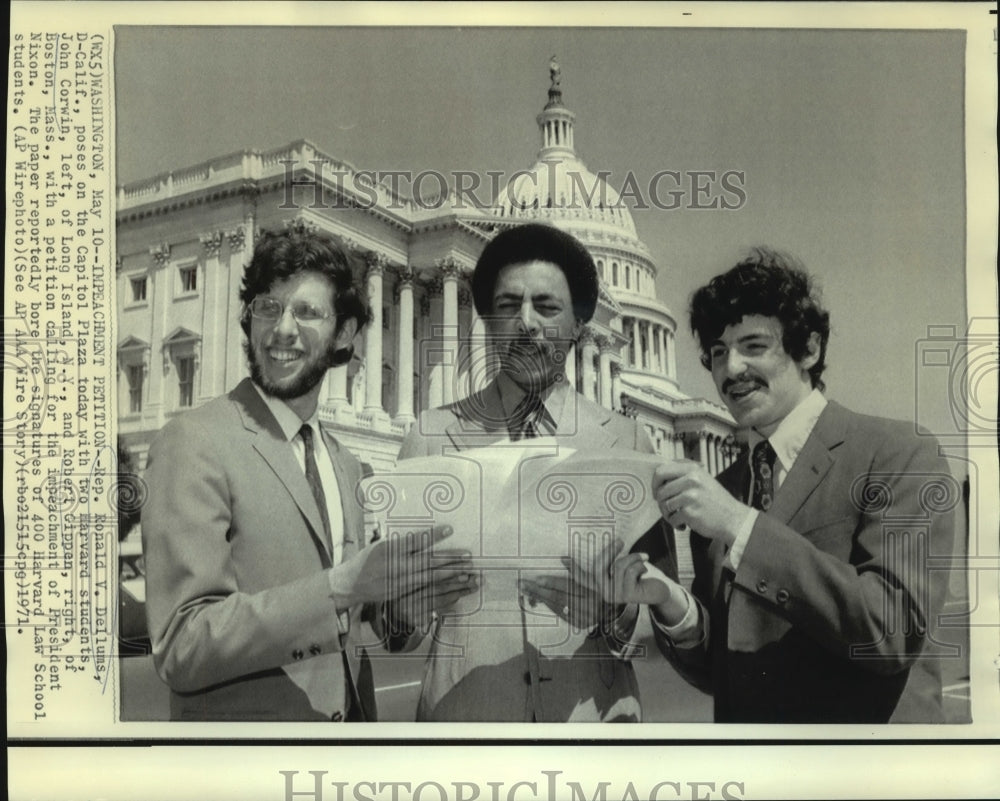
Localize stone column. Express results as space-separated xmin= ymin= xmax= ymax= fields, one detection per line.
xmin=723 ymin=437 xmax=736 ymax=469
xmin=564 ymin=342 xmax=577 ymax=392
xmin=597 ymin=336 xmax=613 ymax=409
xmin=610 ymin=362 xmax=622 ymax=410
xmin=667 ymin=328 xmax=677 ymax=380
xmin=657 ymin=326 xmax=666 ymax=375
xmin=325 ymin=364 xmax=349 ymax=410
xmin=579 ymin=330 xmax=598 ymax=402
xmin=629 ymin=318 xmax=640 ymax=368
xmin=424 ymin=280 xmax=444 ymax=409
xmin=697 ymin=433 xmax=709 ymax=471
xmin=199 ymin=230 xmax=224 ymax=401
xmin=225 ymin=225 xmax=251 ymax=391
xmin=394 ymin=268 xmax=416 ymax=425
xmin=468 ymin=302 xmax=492 ymax=395
xmin=363 ymin=254 xmax=387 ymax=417
xmin=438 ymin=258 xmax=461 ymax=406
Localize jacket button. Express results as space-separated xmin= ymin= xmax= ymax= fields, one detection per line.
xmin=331 ymin=711 xmax=344 ymax=722
xmin=309 ymin=643 xmax=322 ymax=655
xmin=776 ymin=589 xmax=790 ymax=604
xmin=523 ymin=671 xmax=532 ymax=684
xmin=292 ymin=649 xmax=304 ymax=660
xmin=756 ymin=579 xmax=768 ymax=594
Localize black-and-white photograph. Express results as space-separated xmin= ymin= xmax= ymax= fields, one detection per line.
xmin=7 ymin=3 xmax=998 ymax=799
xmin=113 ymin=21 xmax=977 ymax=727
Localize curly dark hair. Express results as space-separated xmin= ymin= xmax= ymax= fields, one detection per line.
xmin=239 ymin=222 xmax=371 ymax=367
xmin=472 ymin=223 xmax=599 ymax=323
xmin=689 ymin=247 xmax=831 ymax=389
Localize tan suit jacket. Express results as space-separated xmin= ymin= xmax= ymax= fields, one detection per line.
xmin=398 ymin=377 xmax=676 ymax=721
xmin=142 ymin=378 xmax=377 ymax=721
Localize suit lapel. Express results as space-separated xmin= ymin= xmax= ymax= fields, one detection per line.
xmin=444 ymin=380 xmax=510 ymax=449
xmin=443 ymin=379 xmax=618 ymax=451
xmin=768 ymin=402 xmax=847 ymax=526
xmin=232 ymin=379 xmax=333 ymax=565
xmin=323 ymin=429 xmax=360 ymax=556
xmin=561 ymin=394 xmax=617 ymax=451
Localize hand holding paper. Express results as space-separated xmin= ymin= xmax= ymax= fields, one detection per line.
xmin=569 ymin=537 xmax=675 ymax=606
xmin=652 ymin=458 xmax=750 ymax=544
xmin=329 ymin=524 xmax=478 ymax=614
xmin=358 ymin=446 xmax=680 ymax=625
xmin=517 ymin=573 xmax=605 ymax=631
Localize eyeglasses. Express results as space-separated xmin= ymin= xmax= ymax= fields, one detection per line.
xmin=249 ymin=297 xmax=334 ymax=324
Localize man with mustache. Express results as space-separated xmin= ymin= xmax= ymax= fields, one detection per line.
xmin=142 ymin=223 xmax=476 ymax=721
xmin=631 ymin=248 xmax=955 ymax=722
xmin=396 ymin=222 xmax=677 ymax=721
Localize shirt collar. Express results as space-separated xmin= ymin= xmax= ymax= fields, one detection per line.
xmin=252 ymin=382 xmax=320 ymax=442
xmin=748 ymin=388 xmax=828 ymax=473
xmin=495 ymin=370 xmax=569 ymax=432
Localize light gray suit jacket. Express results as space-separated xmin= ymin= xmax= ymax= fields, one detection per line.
xmin=398 ymin=377 xmax=676 ymax=721
xmin=142 ymin=378 xmax=377 ymax=721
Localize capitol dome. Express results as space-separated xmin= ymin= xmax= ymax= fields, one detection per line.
xmin=485 ymin=60 xmax=697 ymax=411
xmin=494 ymin=156 xmax=638 ymax=237
xmin=493 ymin=67 xmax=638 ymax=238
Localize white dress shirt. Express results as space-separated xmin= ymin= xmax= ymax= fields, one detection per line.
xmin=253 ymin=384 xmax=346 ymax=566
xmin=655 ymin=389 xmax=828 ymax=646
xmin=252 ymin=383 xmax=349 ymax=718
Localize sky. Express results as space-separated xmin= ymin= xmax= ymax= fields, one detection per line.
xmin=114 ymin=23 xmax=978 ymax=442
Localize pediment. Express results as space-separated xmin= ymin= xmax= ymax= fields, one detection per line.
xmin=162 ymin=326 xmax=201 ymax=345
xmin=118 ymin=335 xmax=150 ymax=351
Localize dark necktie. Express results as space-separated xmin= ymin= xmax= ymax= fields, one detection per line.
xmin=751 ymin=439 xmax=777 ymax=512
xmin=510 ymin=393 xmax=544 ymax=440
xmin=299 ymin=423 xmax=356 ymax=721
xmin=300 ymin=423 xmax=333 ymax=555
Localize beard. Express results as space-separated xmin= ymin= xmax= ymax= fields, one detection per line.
xmin=497 ymin=337 xmax=567 ymax=394
xmin=244 ymin=338 xmax=339 ymax=401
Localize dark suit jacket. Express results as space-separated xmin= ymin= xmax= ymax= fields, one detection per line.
xmin=398 ymin=377 xmax=678 ymax=721
xmin=142 ymin=378 xmax=377 ymax=721
xmin=656 ymin=401 xmax=955 ymax=723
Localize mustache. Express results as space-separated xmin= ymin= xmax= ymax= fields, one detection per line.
xmin=502 ymin=337 xmax=556 ymax=356
xmin=722 ymin=374 xmax=767 ymax=393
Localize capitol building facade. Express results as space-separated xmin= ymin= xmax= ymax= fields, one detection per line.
xmin=116 ymin=71 xmax=738 ymax=521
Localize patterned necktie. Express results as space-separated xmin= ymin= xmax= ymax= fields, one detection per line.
xmin=751 ymin=439 xmax=777 ymax=512
xmin=300 ymin=423 xmax=333 ymax=556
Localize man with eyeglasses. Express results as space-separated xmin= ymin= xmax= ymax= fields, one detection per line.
xmin=141 ymin=223 xmax=476 ymax=721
